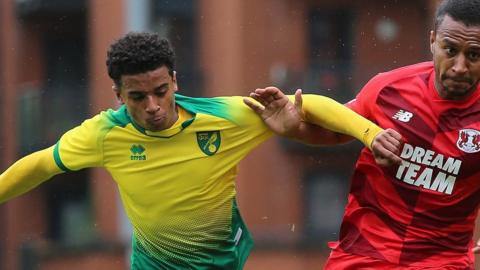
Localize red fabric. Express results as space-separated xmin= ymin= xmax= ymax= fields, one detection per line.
xmin=324 ymin=249 xmax=474 ymax=270
xmin=333 ymin=62 xmax=480 ymax=269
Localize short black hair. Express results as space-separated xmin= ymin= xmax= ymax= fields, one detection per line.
xmin=106 ymin=32 xmax=175 ymax=87
xmin=434 ymin=0 xmax=480 ymax=31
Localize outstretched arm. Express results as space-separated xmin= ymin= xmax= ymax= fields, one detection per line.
xmin=244 ymin=88 xmax=357 ymax=144
xmin=244 ymin=86 xmax=403 ymax=166
xmin=244 ymin=86 xmax=383 ymax=147
xmin=0 ymin=146 xmax=63 ymax=204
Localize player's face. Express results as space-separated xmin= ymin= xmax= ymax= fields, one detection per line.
xmin=115 ymin=66 xmax=178 ymax=131
xmin=430 ymin=15 xmax=480 ymax=100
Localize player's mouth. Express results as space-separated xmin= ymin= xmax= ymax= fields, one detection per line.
xmin=146 ymin=115 xmax=166 ymax=126
xmin=151 ymin=116 xmax=164 ymax=123
xmin=444 ymin=77 xmax=473 ymax=90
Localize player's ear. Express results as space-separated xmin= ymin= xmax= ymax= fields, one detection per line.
xmin=429 ymin=30 xmax=435 ymax=54
xmin=172 ymin=71 xmax=178 ymax=92
xmin=113 ymin=85 xmax=124 ymax=104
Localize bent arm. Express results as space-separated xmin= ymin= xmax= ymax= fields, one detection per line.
xmin=0 ymin=146 xmax=63 ymax=204
xmin=299 ymin=94 xmax=382 ymax=149
xmin=244 ymin=88 xmax=380 ymax=147
xmin=293 ymin=121 xmax=354 ymax=145
xmin=245 ymin=86 xmax=402 ymax=165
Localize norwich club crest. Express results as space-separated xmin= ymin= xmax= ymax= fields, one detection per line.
xmin=197 ymin=131 xmax=221 ymax=156
xmin=457 ymin=129 xmax=480 ymax=153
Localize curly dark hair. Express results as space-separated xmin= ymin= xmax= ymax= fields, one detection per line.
xmin=106 ymin=32 xmax=176 ymax=87
xmin=434 ymin=0 xmax=480 ymax=31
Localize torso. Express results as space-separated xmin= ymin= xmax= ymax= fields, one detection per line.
xmin=343 ymin=62 xmax=480 ymax=267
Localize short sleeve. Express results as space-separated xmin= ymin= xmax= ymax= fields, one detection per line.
xmin=54 ymin=114 xmax=109 ymax=171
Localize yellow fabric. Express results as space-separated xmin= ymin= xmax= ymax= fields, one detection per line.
xmin=301 ymin=94 xmax=383 ymax=149
xmin=55 ymin=96 xmax=272 ymax=263
xmin=56 ymin=113 xmax=107 ymax=169
xmin=0 ymin=146 xmax=62 ymax=203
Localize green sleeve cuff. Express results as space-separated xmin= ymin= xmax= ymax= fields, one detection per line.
xmin=53 ymin=142 xmax=72 ymax=172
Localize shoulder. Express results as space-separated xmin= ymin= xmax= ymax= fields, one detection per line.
xmin=61 ymin=106 xmax=129 ymax=144
xmin=175 ymin=94 xmax=256 ymax=124
xmin=371 ymin=62 xmax=433 ymax=86
xmin=78 ymin=106 xmax=129 ymax=132
xmin=359 ymin=62 xmax=433 ymax=98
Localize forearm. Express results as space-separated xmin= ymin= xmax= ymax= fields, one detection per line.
xmin=0 ymin=146 xmax=62 ymax=204
xmin=300 ymin=95 xmax=382 ymax=149
xmin=292 ymin=121 xmax=353 ymax=145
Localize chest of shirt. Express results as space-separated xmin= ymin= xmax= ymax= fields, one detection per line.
xmin=96 ymin=116 xmax=268 ymax=194
xmin=370 ymin=84 xmax=480 ymax=196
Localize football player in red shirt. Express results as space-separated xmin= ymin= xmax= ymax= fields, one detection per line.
xmin=249 ymin=0 xmax=480 ymax=268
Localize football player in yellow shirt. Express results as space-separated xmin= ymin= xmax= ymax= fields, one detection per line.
xmin=0 ymin=32 xmax=401 ymax=270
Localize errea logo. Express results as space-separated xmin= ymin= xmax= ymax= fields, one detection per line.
xmin=392 ymin=110 xmax=413 ymax=123
xmin=130 ymin=144 xmax=147 ymax=160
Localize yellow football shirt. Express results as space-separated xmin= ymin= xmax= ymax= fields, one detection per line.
xmin=54 ymin=95 xmax=272 ymax=269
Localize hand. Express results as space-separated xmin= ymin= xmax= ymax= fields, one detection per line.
xmin=371 ymin=128 xmax=403 ymax=167
xmin=243 ymin=86 xmax=303 ymax=137
xmin=473 ymin=238 xmax=480 ymax=253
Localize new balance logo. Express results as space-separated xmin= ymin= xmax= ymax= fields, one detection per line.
xmin=392 ymin=110 xmax=413 ymax=122
xmin=130 ymin=144 xmax=147 ymax=160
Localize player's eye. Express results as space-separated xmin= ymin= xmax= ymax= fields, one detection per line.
xmin=154 ymin=85 xmax=168 ymax=97
xmin=467 ymin=51 xmax=480 ymax=62
xmin=130 ymin=93 xmax=145 ymax=101
xmin=445 ymin=47 xmax=457 ymax=57
xmin=155 ymin=90 xmax=167 ymax=97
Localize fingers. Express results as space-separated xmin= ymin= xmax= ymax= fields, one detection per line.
xmin=264 ymin=86 xmax=285 ymax=100
xmin=377 ymin=137 xmax=400 ymax=156
xmin=386 ymin=128 xmax=402 ymax=140
xmin=251 ymin=87 xmax=285 ymax=101
xmin=294 ymin=89 xmax=303 ymax=106
xmin=372 ymin=128 xmax=403 ymax=167
xmin=294 ymin=89 xmax=305 ymax=119
xmin=374 ymin=146 xmax=403 ymax=167
xmin=378 ymin=129 xmax=403 ymax=152
xmin=385 ymin=128 xmax=403 ymax=147
xmin=243 ymin=97 xmax=265 ymax=116
xmin=249 ymin=91 xmax=269 ymax=107
xmin=248 ymin=86 xmax=291 ymax=109
xmin=373 ymin=143 xmax=402 ymax=166
xmin=249 ymin=88 xmax=272 ymax=107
